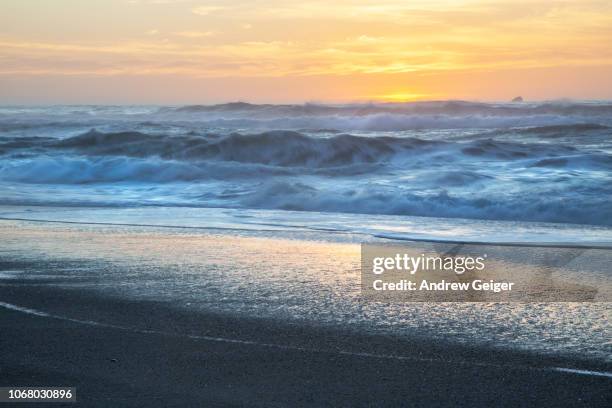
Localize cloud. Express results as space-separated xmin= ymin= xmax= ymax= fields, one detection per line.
xmin=355 ymin=35 xmax=385 ymax=43
xmin=173 ymin=31 xmax=215 ymax=38
xmin=2 ymin=1 xmax=612 ymax=80
xmin=4 ymin=33 xmax=611 ymax=79
xmin=192 ymin=6 xmax=226 ymax=16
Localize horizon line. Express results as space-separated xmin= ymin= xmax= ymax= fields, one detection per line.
xmin=2 ymin=98 xmax=612 ymax=107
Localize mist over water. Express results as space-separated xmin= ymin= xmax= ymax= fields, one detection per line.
xmin=1 ymin=101 xmax=611 ymax=232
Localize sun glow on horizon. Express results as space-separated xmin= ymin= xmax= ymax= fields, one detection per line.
xmin=373 ymin=92 xmax=434 ymax=102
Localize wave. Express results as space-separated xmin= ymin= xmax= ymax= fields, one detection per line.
xmin=172 ymin=101 xmax=612 ymax=117
xmin=4 ymin=100 xmax=612 ymax=119
xmin=240 ymin=181 xmax=612 ymax=226
xmin=4 ymin=101 xmax=612 ymax=132
xmin=1 ymin=105 xmax=611 ymax=227
xmin=139 ymin=114 xmax=611 ymax=131
xmin=3 ymin=129 xmax=600 ymax=169
xmin=459 ymin=138 xmax=578 ymax=160
xmin=7 ymin=129 xmax=441 ymax=167
xmin=512 ymin=123 xmax=609 ymax=133
xmin=2 ymin=130 xmax=609 ymax=183
xmin=0 ymin=155 xmax=300 ymax=184
xmin=2 ymin=115 xmax=607 ymax=132
xmin=3 ymin=174 xmax=608 ymax=226
xmin=161 ymin=101 xmax=612 ymax=130
xmin=529 ymin=153 xmax=612 ymax=169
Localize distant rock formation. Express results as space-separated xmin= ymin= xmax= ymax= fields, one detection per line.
xmin=511 ymin=96 xmax=524 ymax=102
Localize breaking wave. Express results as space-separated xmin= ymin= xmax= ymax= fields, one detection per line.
xmin=1 ymin=102 xmax=611 ymax=227
xmin=172 ymin=101 xmax=612 ymax=117
xmin=6 ymin=129 xmax=608 ymax=169
xmin=240 ymin=180 xmax=612 ymax=226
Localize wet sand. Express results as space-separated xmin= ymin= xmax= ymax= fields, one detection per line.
xmin=0 ymin=217 xmax=611 ymax=406
xmin=1 ymin=282 xmax=611 ymax=407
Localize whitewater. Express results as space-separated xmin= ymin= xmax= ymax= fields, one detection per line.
xmin=1 ymin=100 xmax=611 ymax=241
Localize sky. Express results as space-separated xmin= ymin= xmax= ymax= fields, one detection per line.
xmin=1 ymin=0 xmax=612 ymax=104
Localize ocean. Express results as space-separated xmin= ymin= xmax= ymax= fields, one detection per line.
xmin=1 ymin=100 xmax=611 ymax=234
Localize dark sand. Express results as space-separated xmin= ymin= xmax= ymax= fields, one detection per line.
xmin=1 ymin=280 xmax=611 ymax=407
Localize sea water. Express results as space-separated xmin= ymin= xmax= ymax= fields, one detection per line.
xmin=1 ymin=101 xmax=611 ymax=229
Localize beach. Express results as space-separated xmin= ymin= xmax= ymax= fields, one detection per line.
xmin=2 ymin=274 xmax=611 ymax=407
xmin=1 ymin=214 xmax=611 ymax=406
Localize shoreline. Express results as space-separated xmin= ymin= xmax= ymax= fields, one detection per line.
xmin=1 ymin=217 xmax=611 ymax=359
xmin=1 ymin=216 xmax=611 ymax=406
xmin=1 ymin=204 xmax=612 ymax=248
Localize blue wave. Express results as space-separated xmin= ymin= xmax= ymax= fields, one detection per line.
xmin=1 ymin=103 xmax=611 ymax=227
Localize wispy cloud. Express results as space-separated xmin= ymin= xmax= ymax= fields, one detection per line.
xmin=173 ymin=31 xmax=215 ymax=38
xmin=192 ymin=5 xmax=226 ymax=16
xmin=2 ymin=1 xmax=612 ymax=80
xmin=2 ymin=32 xmax=611 ymax=79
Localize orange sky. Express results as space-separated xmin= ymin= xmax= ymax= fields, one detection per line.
xmin=1 ymin=0 xmax=612 ymax=104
